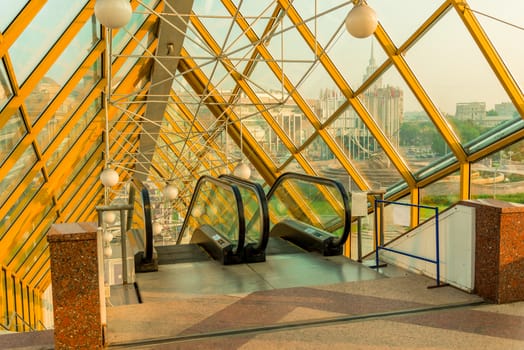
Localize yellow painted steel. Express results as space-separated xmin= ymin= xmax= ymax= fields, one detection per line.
xmin=460 ymin=162 xmax=471 ymax=201
xmin=410 ymin=187 xmax=420 ymax=227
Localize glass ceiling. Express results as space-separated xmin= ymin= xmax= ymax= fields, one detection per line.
xmin=1 ymin=0 xmax=524 ymax=329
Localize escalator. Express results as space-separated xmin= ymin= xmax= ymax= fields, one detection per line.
xmin=137 ymin=172 xmax=350 ymax=268
xmin=264 ymin=172 xmax=351 ymax=257
xmin=148 ymin=175 xmax=249 ymax=265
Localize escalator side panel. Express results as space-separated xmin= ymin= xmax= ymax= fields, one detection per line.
xmin=190 ymin=225 xmax=243 ymax=265
xmin=270 ymin=219 xmax=342 ymax=256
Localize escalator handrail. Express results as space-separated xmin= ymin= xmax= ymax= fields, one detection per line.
xmin=176 ymin=175 xmax=246 ymax=256
xmin=267 ymin=172 xmax=351 ymax=249
xmin=140 ymin=187 xmax=154 ymax=262
xmin=218 ymin=174 xmax=270 ymax=254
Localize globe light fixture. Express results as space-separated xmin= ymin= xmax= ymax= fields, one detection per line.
xmin=192 ymin=205 xmax=204 ymax=218
xmin=345 ymin=0 xmax=378 ymax=39
xmin=164 ymin=183 xmax=179 ymax=201
xmin=153 ymin=222 xmax=163 ymax=235
xmin=103 ymin=211 xmax=117 ymax=224
xmin=94 ymin=0 xmax=133 ymax=29
xmin=103 ymin=246 xmax=113 ymax=258
xmin=233 ymin=162 xmax=251 ymax=179
xmin=100 ymin=167 xmax=119 ymax=187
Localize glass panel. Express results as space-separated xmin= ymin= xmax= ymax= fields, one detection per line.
xmin=113 ymin=35 xmax=149 ymax=86
xmin=8 ymin=0 xmax=87 ymax=85
xmin=178 ymin=180 xmax=240 ymax=245
xmin=467 ymin=0 xmax=524 ymax=93
xmin=0 ymin=0 xmax=29 ymax=32
xmin=0 ymin=111 xmax=26 ymax=165
xmin=46 ymin=97 xmax=100 ymax=174
xmin=368 ymin=0 xmax=444 ymax=48
xmin=405 ymin=9 xmax=515 ymax=145
xmin=0 ymin=145 xmax=37 ymax=207
xmin=56 ymin=144 xmax=100 ymax=199
xmin=420 ymin=171 xmax=460 ymax=222
xmin=25 ymin=16 xmax=100 ymax=125
xmin=329 ymin=36 xmax=387 ymax=92
xmin=267 ymin=176 xmax=346 ymax=236
xmin=37 ymin=57 xmax=101 ymax=151
xmin=472 ymin=139 xmax=524 ymax=203
xmin=0 ymin=61 xmax=14 ymax=110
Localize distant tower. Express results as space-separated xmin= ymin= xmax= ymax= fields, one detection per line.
xmin=362 ymin=41 xmax=382 ymax=89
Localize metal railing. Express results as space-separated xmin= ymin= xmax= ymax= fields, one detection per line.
xmin=373 ymin=199 xmax=446 ymax=288
xmin=1 ymin=312 xmax=47 ymax=332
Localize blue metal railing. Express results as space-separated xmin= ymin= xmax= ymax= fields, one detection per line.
xmin=374 ymin=199 xmax=444 ymax=287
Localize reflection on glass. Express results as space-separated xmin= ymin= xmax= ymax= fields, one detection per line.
xmin=37 ymin=58 xmax=101 ymax=151
xmin=179 ymin=180 xmax=240 ymax=245
xmin=0 ymin=145 xmax=37 ymax=207
xmin=0 ymin=62 xmax=13 ymax=110
xmin=420 ymin=171 xmax=460 ymax=222
xmin=0 ymin=111 xmax=26 ymax=164
xmin=0 ymin=170 xmax=44 ymax=240
xmin=46 ymin=97 xmax=100 ymax=174
xmin=472 ymin=139 xmax=524 ymax=204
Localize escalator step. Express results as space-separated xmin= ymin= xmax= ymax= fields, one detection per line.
xmin=155 ymin=244 xmax=211 ymax=264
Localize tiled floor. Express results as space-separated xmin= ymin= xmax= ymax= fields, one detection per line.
xmin=103 ymin=248 xmax=524 ymax=349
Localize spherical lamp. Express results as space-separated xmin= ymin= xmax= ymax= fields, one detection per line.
xmin=164 ymin=184 xmax=179 ymax=201
xmin=233 ymin=162 xmax=251 ymax=179
xmin=100 ymin=167 xmax=119 ymax=187
xmin=94 ymin=0 xmax=133 ymax=29
xmin=192 ymin=205 xmax=204 ymax=218
xmin=103 ymin=246 xmax=113 ymax=258
xmin=345 ymin=1 xmax=378 ymax=39
xmin=153 ymin=222 xmax=163 ymax=235
xmin=103 ymin=211 xmax=117 ymax=225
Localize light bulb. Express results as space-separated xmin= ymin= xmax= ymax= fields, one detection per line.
xmin=164 ymin=184 xmax=179 ymax=201
xmin=233 ymin=162 xmax=251 ymax=179
xmin=103 ymin=211 xmax=117 ymax=224
xmin=153 ymin=222 xmax=163 ymax=235
xmin=100 ymin=168 xmax=119 ymax=187
xmin=345 ymin=2 xmax=378 ymax=39
xmin=103 ymin=246 xmax=113 ymax=258
xmin=94 ymin=0 xmax=133 ymax=29
xmin=103 ymin=232 xmax=114 ymax=243
xmin=192 ymin=205 xmax=204 ymax=218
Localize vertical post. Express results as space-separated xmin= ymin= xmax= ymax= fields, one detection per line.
xmin=379 ymin=193 xmax=385 ymax=246
xmin=374 ymin=199 xmax=379 ymax=269
xmin=120 ymin=208 xmax=128 ymax=284
xmin=48 ymin=223 xmax=105 ymax=349
xmin=357 ymin=217 xmax=362 ymax=262
xmin=435 ymin=208 xmax=440 ymax=286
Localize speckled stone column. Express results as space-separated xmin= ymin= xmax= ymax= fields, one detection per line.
xmin=462 ymin=199 xmax=524 ymax=304
xmin=48 ymin=222 xmax=106 ymax=349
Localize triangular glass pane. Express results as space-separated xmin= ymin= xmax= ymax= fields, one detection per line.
xmin=323 ymin=103 xmax=403 ymax=190
xmin=238 ymin=0 xmax=279 ymax=39
xmin=292 ymin=0 xmax=351 ymax=50
xmin=281 ymin=158 xmax=305 ymax=174
xmin=328 ymin=34 xmax=388 ymax=92
xmin=8 ymin=0 xmax=87 ymax=85
xmin=405 ymin=9 xmax=516 ymax=145
xmin=360 ymin=66 xmax=452 ymax=173
xmin=467 ymin=0 xmax=524 ymax=96
xmin=368 ymin=0 xmax=444 ymax=48
xmin=192 ymin=2 xmax=235 ymax=51
xmin=244 ymin=54 xmax=287 ymax=103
